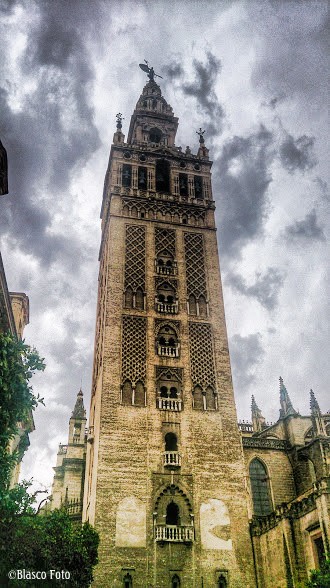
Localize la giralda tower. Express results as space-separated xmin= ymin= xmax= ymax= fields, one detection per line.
xmin=83 ymin=64 xmax=256 ymax=588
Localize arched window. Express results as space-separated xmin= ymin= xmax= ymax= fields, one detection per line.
xmin=166 ymin=501 xmax=180 ymax=526
xmin=122 ymin=381 xmax=133 ymax=405
xmin=135 ymin=287 xmax=144 ymax=310
xmin=123 ymin=573 xmax=133 ymax=588
xmin=156 ymin=324 xmax=179 ymax=356
xmin=205 ymin=386 xmax=216 ymax=410
xmin=172 ymin=574 xmax=180 ymax=588
xmin=193 ymin=385 xmax=204 ymax=410
xmin=124 ymin=287 xmax=133 ymax=308
xmin=198 ymin=295 xmax=207 ymax=317
xmin=156 ymin=159 xmax=170 ymax=192
xmin=160 ymin=386 xmax=168 ymax=398
xmin=165 ymin=432 xmax=178 ymax=452
xmin=122 ymin=164 xmax=132 ymax=187
xmin=134 ymin=381 xmax=145 ymax=406
xmin=249 ymin=458 xmax=272 ymax=516
xmin=188 ymin=294 xmax=197 ymax=315
xmin=218 ymin=574 xmax=227 ymax=588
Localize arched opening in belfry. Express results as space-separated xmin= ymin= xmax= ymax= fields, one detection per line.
xmin=156 ymin=159 xmax=170 ymax=192
xmin=166 ymin=501 xmax=180 ymax=526
xmin=165 ymin=432 xmax=178 ymax=452
xmin=150 ymin=127 xmax=162 ymax=143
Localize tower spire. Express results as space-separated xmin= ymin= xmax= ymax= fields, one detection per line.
xmin=310 ymin=389 xmax=326 ymax=436
xmin=71 ymin=388 xmax=86 ymax=419
xmin=251 ymin=395 xmax=266 ymax=432
xmin=279 ymin=377 xmax=298 ymax=418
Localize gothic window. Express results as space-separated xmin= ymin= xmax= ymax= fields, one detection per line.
xmin=138 ymin=166 xmax=148 ymax=189
xmin=150 ymin=127 xmax=162 ymax=143
xmin=194 ymin=175 xmax=203 ymax=199
xmin=188 ymin=294 xmax=197 ymax=316
xmin=172 ymin=575 xmax=180 ymax=588
xmin=193 ymin=385 xmax=204 ymax=410
xmin=134 ymin=381 xmax=145 ymax=406
xmin=122 ymin=380 xmax=133 ymax=405
xmin=124 ymin=286 xmax=133 ymax=308
xmin=135 ymin=287 xmax=144 ymax=310
xmin=156 ymin=159 xmax=170 ymax=192
xmin=249 ymin=458 xmax=273 ymax=516
xmin=179 ymin=173 xmax=188 ymax=197
xmin=198 ymin=295 xmax=207 ymax=317
xmin=166 ymin=502 xmax=180 ymax=526
xmin=165 ymin=432 xmax=178 ymax=452
xmin=123 ymin=573 xmax=133 ymax=588
xmin=122 ymin=164 xmax=132 ymax=187
xmin=205 ymin=386 xmax=216 ymax=410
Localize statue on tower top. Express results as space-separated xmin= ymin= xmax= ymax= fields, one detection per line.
xmin=116 ymin=113 xmax=124 ymax=130
xmin=139 ymin=60 xmax=163 ymax=82
xmin=196 ymin=128 xmax=206 ymax=144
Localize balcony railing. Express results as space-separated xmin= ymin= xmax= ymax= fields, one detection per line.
xmin=157 ymin=344 xmax=179 ymax=357
xmin=157 ymin=398 xmax=182 ymax=411
xmin=155 ymin=263 xmax=177 ymax=276
xmin=164 ymin=451 xmax=181 ymax=467
xmin=155 ymin=525 xmax=194 ymax=543
xmin=156 ymin=301 xmax=178 ymax=314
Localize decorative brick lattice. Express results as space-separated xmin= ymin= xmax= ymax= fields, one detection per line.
xmin=184 ymin=233 xmax=207 ymax=298
xmin=124 ymin=225 xmax=146 ymax=290
xmin=155 ymin=228 xmax=176 ymax=257
xmin=122 ymin=316 xmax=147 ymax=385
xmin=188 ymin=322 xmax=216 ymax=390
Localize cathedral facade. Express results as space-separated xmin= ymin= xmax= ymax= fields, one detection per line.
xmin=51 ymin=72 xmax=329 ymax=587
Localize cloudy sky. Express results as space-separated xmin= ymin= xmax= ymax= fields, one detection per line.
xmin=1 ymin=0 xmax=329 ymax=491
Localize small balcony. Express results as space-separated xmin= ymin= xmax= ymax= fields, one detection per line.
xmin=164 ymin=451 xmax=181 ymax=468
xmin=155 ymin=525 xmax=194 ymax=543
xmin=157 ymin=344 xmax=179 ymax=357
xmin=155 ymin=301 xmax=178 ymax=314
xmin=157 ymin=398 xmax=182 ymax=411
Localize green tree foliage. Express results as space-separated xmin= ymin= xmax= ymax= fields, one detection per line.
xmin=0 ymin=482 xmax=99 ymax=586
xmin=0 ymin=332 xmax=45 ymax=491
xmin=0 ymin=332 xmax=99 ymax=586
xmin=306 ymin=559 xmax=330 ymax=588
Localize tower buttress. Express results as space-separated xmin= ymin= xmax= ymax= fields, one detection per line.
xmin=279 ymin=376 xmax=298 ymax=418
xmin=310 ymin=389 xmax=326 ymax=436
xmin=251 ymin=395 xmax=266 ymax=432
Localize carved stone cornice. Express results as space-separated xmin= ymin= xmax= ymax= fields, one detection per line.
xmin=242 ymin=437 xmax=289 ymax=451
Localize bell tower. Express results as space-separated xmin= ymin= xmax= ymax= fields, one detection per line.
xmin=84 ymin=64 xmax=256 ymax=587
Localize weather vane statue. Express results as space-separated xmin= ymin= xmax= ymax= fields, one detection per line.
xmin=196 ymin=128 xmax=205 ymax=144
xmin=139 ymin=60 xmax=163 ymax=82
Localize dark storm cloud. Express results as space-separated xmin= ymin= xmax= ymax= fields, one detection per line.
xmin=215 ymin=125 xmax=275 ymax=257
xmin=227 ymin=267 xmax=285 ymax=310
xmin=0 ymin=0 xmax=101 ymax=266
xmin=285 ymin=209 xmax=326 ymax=242
xmin=279 ymin=133 xmax=317 ymax=174
xmin=180 ymin=51 xmax=224 ymax=137
xmin=229 ymin=333 xmax=265 ymax=392
xmin=249 ymin=2 xmax=328 ymax=108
